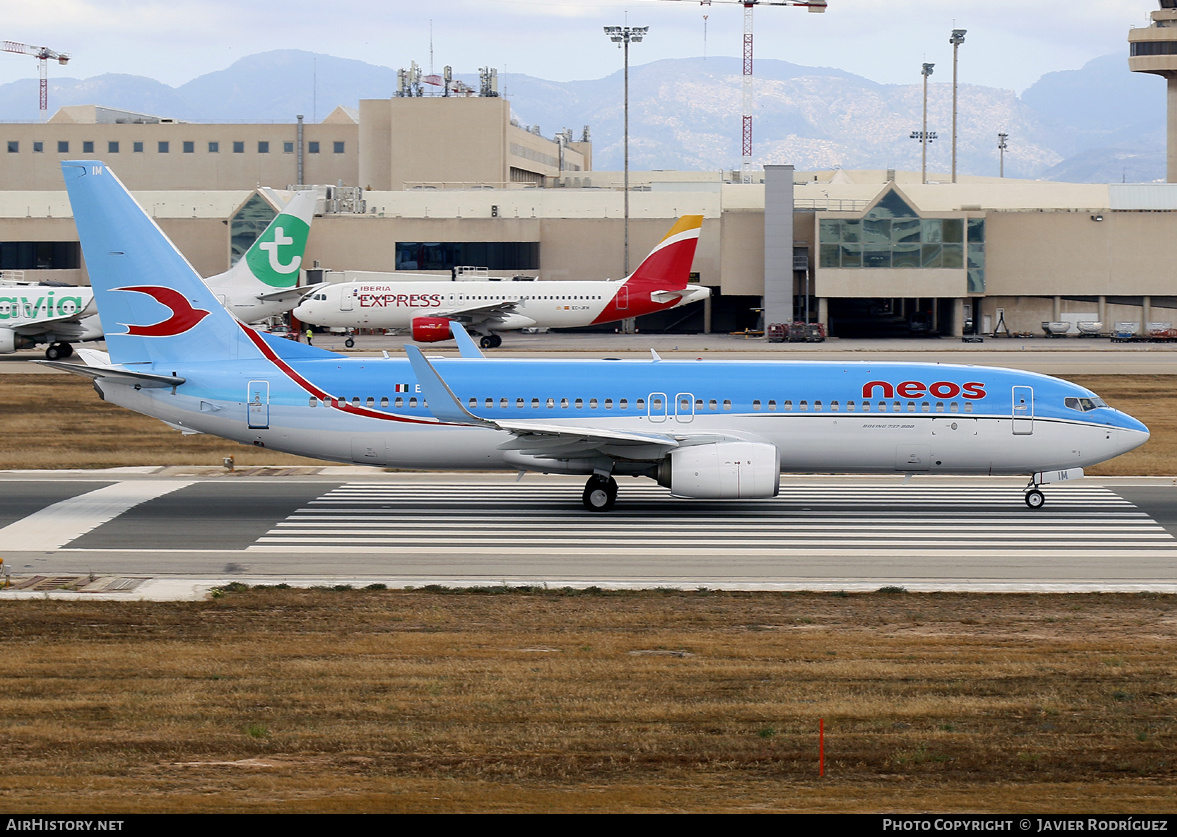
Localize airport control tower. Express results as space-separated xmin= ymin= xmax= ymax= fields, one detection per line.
xmin=1129 ymin=0 xmax=1177 ymax=181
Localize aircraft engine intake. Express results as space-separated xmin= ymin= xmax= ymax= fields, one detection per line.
xmin=657 ymin=441 xmax=780 ymax=500
xmin=0 ymin=328 xmax=17 ymax=354
xmin=411 ymin=316 xmax=453 ymax=343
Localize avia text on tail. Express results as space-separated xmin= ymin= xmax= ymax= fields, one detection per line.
xmin=50 ymin=161 xmax=1149 ymax=512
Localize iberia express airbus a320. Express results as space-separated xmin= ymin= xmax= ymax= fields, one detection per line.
xmin=292 ymin=216 xmax=709 ymax=349
xmin=48 ymin=161 xmax=1148 ymax=512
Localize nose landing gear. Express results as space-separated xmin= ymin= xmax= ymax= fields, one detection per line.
xmin=1024 ymin=488 xmax=1045 ymax=509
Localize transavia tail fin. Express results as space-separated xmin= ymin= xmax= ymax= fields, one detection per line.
xmin=623 ymin=215 xmax=703 ymax=290
xmin=206 ymin=189 xmax=318 ymax=293
xmin=62 ymin=160 xmax=263 ymax=366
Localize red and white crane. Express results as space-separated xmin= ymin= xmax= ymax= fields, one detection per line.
xmin=660 ymin=1 xmax=826 ymax=182
xmin=2 ymin=41 xmax=70 ymax=120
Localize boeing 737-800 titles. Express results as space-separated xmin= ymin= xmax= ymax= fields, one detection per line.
xmin=0 ymin=188 xmax=317 ymax=359
xmin=292 ymin=216 xmax=710 ymax=349
xmin=48 ymin=161 xmax=1149 ymax=512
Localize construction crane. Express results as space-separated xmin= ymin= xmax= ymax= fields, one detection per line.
xmin=659 ymin=1 xmax=826 ymax=182
xmin=2 ymin=41 xmax=70 ymax=120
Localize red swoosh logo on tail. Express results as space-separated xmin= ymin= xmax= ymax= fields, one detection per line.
xmin=114 ymin=286 xmax=210 ymax=336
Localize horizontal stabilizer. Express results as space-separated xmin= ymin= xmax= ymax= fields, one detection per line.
xmin=37 ymin=359 xmax=186 ymax=388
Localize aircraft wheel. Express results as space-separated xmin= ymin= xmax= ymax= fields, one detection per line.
xmin=344 ymin=337 xmax=355 ymax=348
xmin=489 ymin=334 xmax=502 ymax=349
xmin=479 ymin=336 xmax=495 ymax=349
xmin=1025 ymin=489 xmax=1045 ymax=510
xmin=45 ymin=343 xmax=62 ymax=360
xmin=582 ymin=475 xmax=618 ymax=512
xmin=61 ymin=343 xmax=74 ymax=358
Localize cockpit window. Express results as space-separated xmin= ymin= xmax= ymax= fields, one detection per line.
xmin=1065 ymin=396 xmax=1101 ymax=412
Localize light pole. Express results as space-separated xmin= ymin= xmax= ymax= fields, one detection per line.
xmin=950 ymin=28 xmax=966 ymax=183
xmin=915 ymin=62 xmax=934 ymax=184
xmin=997 ymin=132 xmax=1008 ymax=178
xmin=604 ymin=24 xmax=647 ymax=279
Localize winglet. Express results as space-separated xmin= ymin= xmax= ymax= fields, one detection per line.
xmin=404 ymin=345 xmax=493 ymax=427
xmin=450 ymin=322 xmax=485 ymax=359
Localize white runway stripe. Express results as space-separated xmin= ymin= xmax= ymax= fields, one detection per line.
xmin=248 ymin=482 xmax=1177 ymax=557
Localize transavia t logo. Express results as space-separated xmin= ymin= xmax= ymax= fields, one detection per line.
xmin=113 ymin=286 xmax=210 ymax=337
xmin=247 ymin=213 xmax=310 ymax=289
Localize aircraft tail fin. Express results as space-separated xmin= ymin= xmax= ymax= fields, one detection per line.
xmin=206 ymin=189 xmax=318 ymax=294
xmin=622 ymin=215 xmax=703 ymax=290
xmin=61 ymin=161 xmax=263 ymax=366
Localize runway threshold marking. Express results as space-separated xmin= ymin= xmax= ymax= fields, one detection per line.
xmin=0 ymin=480 xmax=193 ymax=551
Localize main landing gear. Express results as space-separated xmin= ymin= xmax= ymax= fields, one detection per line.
xmin=582 ymin=474 xmax=618 ymax=512
xmin=45 ymin=342 xmax=73 ymax=360
xmin=479 ymin=334 xmax=503 ymax=349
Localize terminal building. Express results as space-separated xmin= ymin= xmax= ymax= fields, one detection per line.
xmin=3 ymin=41 xmax=1177 ymax=339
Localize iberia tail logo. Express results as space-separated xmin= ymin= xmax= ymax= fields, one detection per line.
xmin=114 ymin=286 xmax=211 ymax=336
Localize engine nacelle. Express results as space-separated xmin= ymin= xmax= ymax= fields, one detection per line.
xmin=0 ymin=328 xmax=17 ymax=354
xmin=411 ymin=316 xmax=454 ymax=343
xmin=658 ymin=441 xmax=780 ymax=500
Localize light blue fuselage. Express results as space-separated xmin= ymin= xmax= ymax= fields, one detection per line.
xmin=108 ymin=352 xmax=1147 ymax=478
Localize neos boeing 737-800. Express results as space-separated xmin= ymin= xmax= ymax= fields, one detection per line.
xmin=291 ymin=216 xmax=710 ymax=349
xmin=47 ymin=161 xmax=1149 ymax=511
xmin=0 ymin=188 xmax=316 ymax=359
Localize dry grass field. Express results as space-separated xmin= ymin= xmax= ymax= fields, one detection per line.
xmin=0 ymin=588 xmax=1174 ymax=813
xmin=0 ymin=373 xmax=1172 ymax=473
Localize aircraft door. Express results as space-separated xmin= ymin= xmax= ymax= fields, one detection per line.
xmin=340 ymin=288 xmax=354 ymax=311
xmin=616 ymin=286 xmax=628 ymax=310
xmin=648 ymin=392 xmax=668 ymax=423
xmin=1012 ymin=386 xmax=1034 ymax=435
xmin=675 ymin=392 xmax=695 ymax=424
xmin=247 ymin=380 xmax=270 ymax=429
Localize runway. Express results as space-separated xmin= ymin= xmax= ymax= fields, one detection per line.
xmin=2 ymin=472 xmax=1175 ymax=597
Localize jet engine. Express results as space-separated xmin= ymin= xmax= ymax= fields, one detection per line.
xmin=411 ymin=317 xmax=453 ymax=343
xmin=657 ymin=441 xmax=780 ymax=500
xmin=0 ymin=328 xmax=17 ymax=354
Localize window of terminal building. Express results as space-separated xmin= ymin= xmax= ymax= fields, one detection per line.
xmin=33 ymin=141 xmax=43 ymax=153
xmin=818 ymin=187 xmax=977 ymax=279
xmin=183 ymin=141 xmax=194 ymax=153
xmin=395 ymin=241 xmax=540 ymax=272
xmin=133 ymin=141 xmax=143 ymax=153
xmin=229 ymin=193 xmax=278 ymax=266
xmin=258 ymin=141 xmax=269 ymax=154
xmin=0 ymin=241 xmax=81 ymax=270
xmin=208 ymin=141 xmax=219 ymax=153
xmin=107 ymin=141 xmax=119 ymax=154
xmin=308 ymin=141 xmax=320 ymax=154
xmin=6 ymin=141 xmax=16 ymax=153
xmin=57 ymin=141 xmax=68 ymax=153
xmin=158 ymin=141 xmax=169 ymax=153
xmin=233 ymin=141 xmax=244 ymax=153
xmin=83 ymin=141 xmax=94 ymax=153
xmin=333 ymin=141 xmax=345 ymax=154
xmin=284 ymin=141 xmax=294 ymax=153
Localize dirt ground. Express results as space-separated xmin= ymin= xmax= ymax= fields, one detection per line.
xmin=0 ymin=588 xmax=1173 ymax=813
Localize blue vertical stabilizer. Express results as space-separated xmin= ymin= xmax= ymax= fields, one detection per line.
xmin=61 ymin=160 xmax=262 ymax=366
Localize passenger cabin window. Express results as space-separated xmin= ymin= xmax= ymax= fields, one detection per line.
xmin=753 ymin=400 xmax=762 ymax=411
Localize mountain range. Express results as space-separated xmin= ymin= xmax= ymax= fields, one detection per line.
xmin=0 ymin=49 xmax=1165 ymax=182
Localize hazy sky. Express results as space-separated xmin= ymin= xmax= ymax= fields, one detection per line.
xmin=0 ymin=0 xmax=1152 ymax=93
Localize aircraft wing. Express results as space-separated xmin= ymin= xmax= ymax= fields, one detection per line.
xmin=255 ymin=286 xmax=314 ymax=304
xmin=405 ymin=345 xmax=680 ymax=459
xmin=427 ymin=298 xmax=533 ymax=326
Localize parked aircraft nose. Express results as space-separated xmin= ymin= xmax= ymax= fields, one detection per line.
xmin=1108 ymin=411 xmax=1149 ymax=458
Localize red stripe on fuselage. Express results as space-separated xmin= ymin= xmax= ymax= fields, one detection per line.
xmin=237 ymin=323 xmax=439 ymax=425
